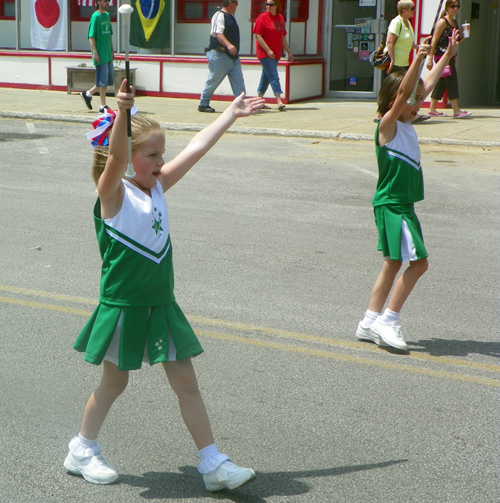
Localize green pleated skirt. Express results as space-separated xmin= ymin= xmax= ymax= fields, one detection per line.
xmin=73 ymin=302 xmax=204 ymax=371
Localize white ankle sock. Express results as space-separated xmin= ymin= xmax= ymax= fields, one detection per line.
xmin=197 ymin=444 xmax=229 ymax=475
xmin=360 ymin=309 xmax=380 ymax=329
xmin=198 ymin=444 xmax=219 ymax=461
xmin=68 ymin=435 xmax=100 ymax=457
xmin=380 ymin=308 xmax=400 ymax=324
xmin=78 ymin=433 xmax=98 ymax=449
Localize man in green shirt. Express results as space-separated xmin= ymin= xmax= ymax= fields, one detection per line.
xmin=80 ymin=0 xmax=114 ymax=113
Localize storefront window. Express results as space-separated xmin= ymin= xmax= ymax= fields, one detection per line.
xmin=251 ymin=0 xmax=309 ymax=22
xmin=177 ymin=0 xmax=221 ymax=22
xmin=0 ymin=0 xmax=15 ymax=20
xmin=71 ymin=0 xmax=117 ymax=22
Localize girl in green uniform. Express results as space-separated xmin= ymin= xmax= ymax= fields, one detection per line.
xmin=65 ymin=81 xmax=264 ymax=489
xmin=356 ymin=30 xmax=460 ymax=351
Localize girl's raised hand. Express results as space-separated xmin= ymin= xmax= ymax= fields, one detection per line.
xmin=416 ymin=39 xmax=432 ymax=60
xmin=446 ymin=28 xmax=460 ymax=57
xmin=116 ymin=78 xmax=135 ymax=111
xmin=231 ymin=94 xmax=267 ymax=118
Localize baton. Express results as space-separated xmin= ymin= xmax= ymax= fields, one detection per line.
xmin=118 ymin=3 xmax=136 ymax=178
xmin=407 ymin=59 xmax=425 ymax=106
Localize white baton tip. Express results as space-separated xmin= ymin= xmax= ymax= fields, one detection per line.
xmin=118 ymin=4 xmax=134 ymax=15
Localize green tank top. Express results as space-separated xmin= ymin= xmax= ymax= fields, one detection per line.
xmin=94 ymin=180 xmax=175 ymax=307
xmin=372 ymin=121 xmax=424 ymax=207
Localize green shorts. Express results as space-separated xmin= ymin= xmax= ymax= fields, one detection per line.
xmin=373 ymin=204 xmax=428 ymax=261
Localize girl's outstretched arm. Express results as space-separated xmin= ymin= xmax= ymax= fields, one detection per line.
xmin=422 ymin=28 xmax=460 ymax=98
xmin=378 ymin=41 xmax=431 ymax=145
xmin=159 ymin=94 xmax=265 ymax=192
xmin=97 ymin=79 xmax=135 ymax=218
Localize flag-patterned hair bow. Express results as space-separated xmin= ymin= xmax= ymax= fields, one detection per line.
xmin=86 ymin=106 xmax=138 ymax=147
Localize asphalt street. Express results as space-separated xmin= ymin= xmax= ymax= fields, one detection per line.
xmin=0 ymin=118 xmax=498 ymax=503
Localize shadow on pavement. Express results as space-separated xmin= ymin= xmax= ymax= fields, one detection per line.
xmin=409 ymin=338 xmax=500 ymax=359
xmin=120 ymin=459 xmax=408 ymax=501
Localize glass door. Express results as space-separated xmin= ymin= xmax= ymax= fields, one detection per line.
xmin=328 ymin=0 xmax=387 ymax=98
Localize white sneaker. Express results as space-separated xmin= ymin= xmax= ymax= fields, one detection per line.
xmin=64 ymin=451 xmax=119 ymax=484
xmin=355 ymin=323 xmax=379 ymax=344
xmin=370 ymin=318 xmax=408 ymax=351
xmin=203 ymin=460 xmax=256 ymax=491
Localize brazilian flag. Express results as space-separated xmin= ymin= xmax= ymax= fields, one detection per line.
xmin=130 ymin=0 xmax=170 ymax=49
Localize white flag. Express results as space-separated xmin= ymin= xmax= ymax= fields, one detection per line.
xmin=31 ymin=0 xmax=67 ymax=51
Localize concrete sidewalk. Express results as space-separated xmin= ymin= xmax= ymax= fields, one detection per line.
xmin=0 ymin=87 xmax=499 ymax=146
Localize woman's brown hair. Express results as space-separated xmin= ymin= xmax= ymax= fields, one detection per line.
xmin=272 ymin=0 xmax=282 ymax=15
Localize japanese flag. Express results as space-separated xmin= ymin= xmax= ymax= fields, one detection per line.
xmin=31 ymin=0 xmax=67 ymax=51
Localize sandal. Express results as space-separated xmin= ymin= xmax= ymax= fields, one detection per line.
xmin=278 ymin=105 xmax=286 ymax=111
xmin=414 ymin=114 xmax=431 ymax=123
xmin=261 ymin=105 xmax=271 ymax=110
xmin=428 ymin=111 xmax=445 ymax=116
xmin=453 ymin=110 xmax=472 ymax=119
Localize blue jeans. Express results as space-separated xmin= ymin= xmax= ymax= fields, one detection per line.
xmin=95 ymin=60 xmax=114 ymax=88
xmin=257 ymin=57 xmax=282 ymax=96
xmin=199 ymin=50 xmax=246 ymax=106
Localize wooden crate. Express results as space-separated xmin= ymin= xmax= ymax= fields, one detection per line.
xmin=66 ymin=67 xmax=136 ymax=96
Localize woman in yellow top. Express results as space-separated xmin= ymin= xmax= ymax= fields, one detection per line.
xmin=385 ymin=1 xmax=419 ymax=74
xmin=382 ymin=1 xmax=429 ymax=122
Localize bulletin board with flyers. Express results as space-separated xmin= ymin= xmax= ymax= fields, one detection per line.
xmin=345 ymin=17 xmax=376 ymax=62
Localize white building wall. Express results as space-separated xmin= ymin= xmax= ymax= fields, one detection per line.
xmin=133 ymin=60 xmax=162 ymax=92
xmin=0 ymin=56 xmax=49 ymax=85
xmin=289 ymin=63 xmax=323 ymax=100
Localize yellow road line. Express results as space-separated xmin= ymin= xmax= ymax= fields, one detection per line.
xmin=0 ymin=284 xmax=96 ymax=305
xmin=0 ymin=296 xmax=92 ymax=316
xmin=188 ymin=314 xmax=500 ymax=374
xmin=197 ymin=329 xmax=500 ymax=388
xmin=1 ymin=285 xmax=498 ymax=383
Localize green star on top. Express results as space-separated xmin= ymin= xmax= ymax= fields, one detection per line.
xmin=152 ymin=216 xmax=164 ymax=236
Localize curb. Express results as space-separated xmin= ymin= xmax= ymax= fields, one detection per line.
xmin=1 ymin=110 xmax=499 ymax=147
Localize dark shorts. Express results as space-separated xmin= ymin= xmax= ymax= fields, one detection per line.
xmin=431 ymin=57 xmax=459 ymax=101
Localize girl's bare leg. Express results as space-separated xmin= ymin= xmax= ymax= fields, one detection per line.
xmin=162 ymin=358 xmax=215 ymax=450
xmin=368 ymin=258 xmax=403 ymax=313
xmin=387 ymin=258 xmax=428 ymax=313
xmin=80 ymin=361 xmax=129 ymax=440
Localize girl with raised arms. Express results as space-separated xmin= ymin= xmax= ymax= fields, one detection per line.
xmin=356 ymin=30 xmax=460 ymax=351
xmin=64 ymin=84 xmax=264 ymax=490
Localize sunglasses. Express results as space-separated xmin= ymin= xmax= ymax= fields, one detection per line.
xmin=266 ymin=3 xmax=276 ymax=6
xmin=404 ymin=6 xmax=415 ymax=11
xmin=450 ymin=4 xmax=460 ymax=8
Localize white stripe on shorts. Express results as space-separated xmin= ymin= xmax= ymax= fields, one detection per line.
xmin=400 ymin=219 xmax=417 ymax=262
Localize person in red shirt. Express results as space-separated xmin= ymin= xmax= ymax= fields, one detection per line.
xmin=253 ymin=0 xmax=293 ymax=110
